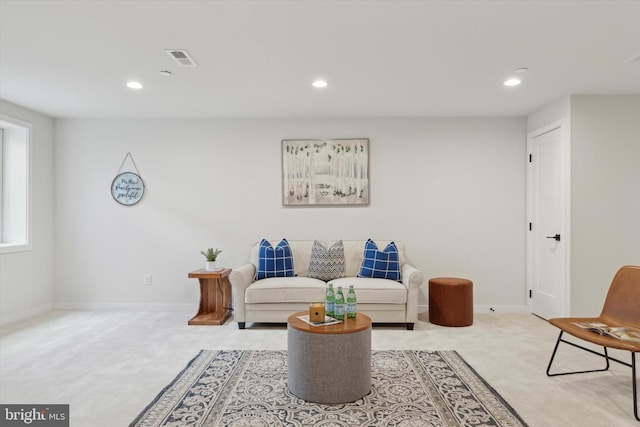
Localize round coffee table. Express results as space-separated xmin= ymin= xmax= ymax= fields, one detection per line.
xmin=287 ymin=311 xmax=372 ymax=404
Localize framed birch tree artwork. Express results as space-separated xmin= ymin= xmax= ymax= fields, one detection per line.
xmin=282 ymin=138 xmax=369 ymax=206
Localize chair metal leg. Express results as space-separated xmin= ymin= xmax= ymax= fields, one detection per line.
xmin=547 ymin=330 xmax=639 ymax=422
xmin=633 ymin=352 xmax=639 ymax=422
xmin=546 ymin=331 xmax=610 ymax=377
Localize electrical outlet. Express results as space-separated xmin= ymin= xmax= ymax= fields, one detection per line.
xmin=144 ymin=274 xmax=152 ymax=285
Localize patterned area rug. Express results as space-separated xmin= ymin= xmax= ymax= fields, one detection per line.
xmin=130 ymin=350 xmax=528 ymax=427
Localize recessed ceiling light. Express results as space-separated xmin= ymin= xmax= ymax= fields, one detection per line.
xmin=312 ymin=79 xmax=328 ymax=88
xmin=514 ymin=67 xmax=528 ymax=74
xmin=159 ymin=70 xmax=172 ymax=76
xmin=126 ymin=81 xmax=143 ymax=89
xmin=504 ymin=78 xmax=522 ymax=87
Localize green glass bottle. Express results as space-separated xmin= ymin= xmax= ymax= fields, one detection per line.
xmin=346 ymin=285 xmax=357 ymax=318
xmin=325 ymin=284 xmax=335 ymax=318
xmin=334 ymin=286 xmax=345 ymax=320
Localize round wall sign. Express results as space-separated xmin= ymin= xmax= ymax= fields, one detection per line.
xmin=111 ymin=172 xmax=145 ymax=206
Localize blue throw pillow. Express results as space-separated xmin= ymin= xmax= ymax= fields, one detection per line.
xmin=256 ymin=239 xmax=295 ymax=280
xmin=357 ymin=239 xmax=401 ymax=281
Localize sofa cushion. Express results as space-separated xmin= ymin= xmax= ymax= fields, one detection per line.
xmin=329 ymin=277 xmax=407 ymax=304
xmin=357 ymin=239 xmax=401 ymax=281
xmin=255 ymin=238 xmax=295 ymax=280
xmin=307 ymin=240 xmax=346 ymax=281
xmin=245 ymin=277 xmax=327 ymax=303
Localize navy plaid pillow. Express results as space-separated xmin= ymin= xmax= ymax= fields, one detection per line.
xmin=357 ymin=239 xmax=401 ymax=281
xmin=256 ymin=239 xmax=295 ymax=280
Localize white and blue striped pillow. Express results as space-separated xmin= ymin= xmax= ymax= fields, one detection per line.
xmin=256 ymin=239 xmax=295 ymax=280
xmin=357 ymin=239 xmax=401 ymax=281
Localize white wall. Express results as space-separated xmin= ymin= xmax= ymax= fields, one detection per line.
xmin=53 ymin=118 xmax=527 ymax=313
xmin=570 ymin=95 xmax=640 ymax=315
xmin=0 ymin=100 xmax=55 ymax=324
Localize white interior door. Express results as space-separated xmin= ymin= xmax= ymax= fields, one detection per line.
xmin=527 ymin=124 xmax=567 ymax=319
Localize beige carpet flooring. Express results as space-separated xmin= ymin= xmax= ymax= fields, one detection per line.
xmin=0 ymin=311 xmax=637 ymax=427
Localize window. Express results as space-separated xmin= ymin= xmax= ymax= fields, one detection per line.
xmin=0 ymin=115 xmax=31 ymax=253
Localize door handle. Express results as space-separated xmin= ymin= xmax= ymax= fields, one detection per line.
xmin=546 ymin=234 xmax=561 ymax=242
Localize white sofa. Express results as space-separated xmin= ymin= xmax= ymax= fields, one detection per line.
xmin=229 ymin=240 xmax=424 ymax=330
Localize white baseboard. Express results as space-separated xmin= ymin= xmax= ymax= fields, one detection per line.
xmin=418 ymin=304 xmax=528 ymax=314
xmin=473 ymin=305 xmax=528 ymax=313
xmin=3 ymin=303 xmax=527 ymax=326
xmin=52 ymin=302 xmax=196 ymax=312
xmin=0 ymin=303 xmax=53 ymax=326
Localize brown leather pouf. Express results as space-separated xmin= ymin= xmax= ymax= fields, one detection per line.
xmin=428 ymin=277 xmax=473 ymax=327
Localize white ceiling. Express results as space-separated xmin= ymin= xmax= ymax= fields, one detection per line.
xmin=1 ymin=0 xmax=639 ymax=119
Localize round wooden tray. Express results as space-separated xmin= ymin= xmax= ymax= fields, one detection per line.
xmin=287 ymin=311 xmax=371 ymax=335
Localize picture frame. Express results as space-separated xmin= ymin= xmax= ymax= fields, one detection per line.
xmin=282 ymin=138 xmax=369 ymax=206
xmin=111 ymin=171 xmax=145 ymax=206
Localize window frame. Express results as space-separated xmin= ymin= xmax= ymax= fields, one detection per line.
xmin=0 ymin=114 xmax=32 ymax=254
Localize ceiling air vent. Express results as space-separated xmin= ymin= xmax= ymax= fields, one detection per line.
xmin=166 ymin=49 xmax=198 ymax=67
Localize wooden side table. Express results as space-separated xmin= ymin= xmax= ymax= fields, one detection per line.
xmin=187 ymin=268 xmax=232 ymax=325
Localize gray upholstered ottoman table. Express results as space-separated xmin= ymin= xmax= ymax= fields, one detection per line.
xmin=287 ymin=311 xmax=372 ymax=404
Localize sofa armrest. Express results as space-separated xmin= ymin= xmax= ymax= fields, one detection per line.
xmin=229 ymin=263 xmax=256 ymax=323
xmin=402 ymin=263 xmax=424 ymax=324
xmin=402 ymin=263 xmax=424 ymax=289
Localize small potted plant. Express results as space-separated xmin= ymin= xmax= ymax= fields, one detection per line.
xmin=201 ymin=248 xmax=222 ymax=271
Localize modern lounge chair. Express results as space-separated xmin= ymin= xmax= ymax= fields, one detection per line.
xmin=546 ymin=265 xmax=640 ymax=421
